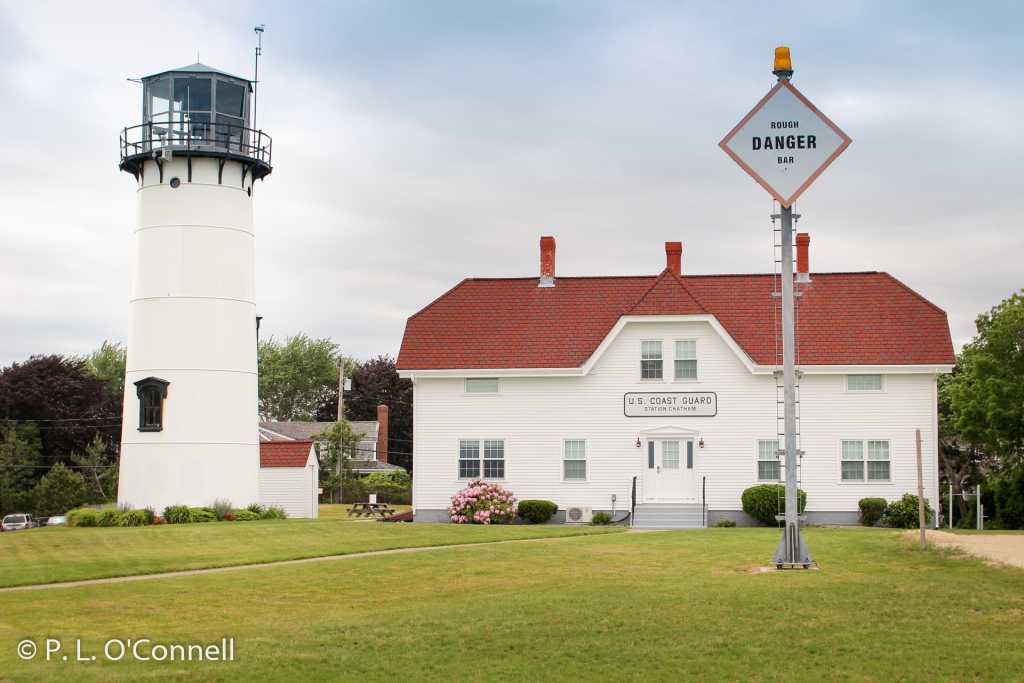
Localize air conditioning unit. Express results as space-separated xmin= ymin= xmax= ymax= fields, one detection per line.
xmin=564 ymin=506 xmax=592 ymax=524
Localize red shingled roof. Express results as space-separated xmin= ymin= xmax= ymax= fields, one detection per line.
xmin=397 ymin=271 xmax=954 ymax=370
xmin=260 ymin=440 xmax=314 ymax=468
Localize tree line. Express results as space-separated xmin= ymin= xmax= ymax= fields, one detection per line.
xmin=0 ymin=334 xmax=412 ymax=516
xmin=939 ymin=291 xmax=1024 ymax=528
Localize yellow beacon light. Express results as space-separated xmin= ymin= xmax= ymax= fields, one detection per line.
xmin=773 ymin=45 xmax=793 ymax=79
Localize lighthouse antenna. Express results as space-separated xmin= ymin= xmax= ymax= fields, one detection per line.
xmin=253 ymin=24 xmax=265 ymax=130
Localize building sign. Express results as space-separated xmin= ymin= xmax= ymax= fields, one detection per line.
xmin=624 ymin=392 xmax=717 ymax=418
xmin=719 ymin=79 xmax=851 ymax=207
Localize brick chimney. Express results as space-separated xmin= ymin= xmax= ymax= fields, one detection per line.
xmin=539 ymin=236 xmax=556 ymax=288
xmin=665 ymin=242 xmax=682 ymax=276
xmin=376 ymin=404 xmax=389 ymax=464
xmin=796 ymin=233 xmax=810 ymax=283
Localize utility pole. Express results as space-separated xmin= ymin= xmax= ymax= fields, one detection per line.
xmin=337 ymin=360 xmax=346 ymax=422
xmin=336 ymin=359 xmax=345 ymax=504
xmin=916 ymin=428 xmax=926 ymax=549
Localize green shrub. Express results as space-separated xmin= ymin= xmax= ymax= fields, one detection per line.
xmin=142 ymin=507 xmax=156 ymax=525
xmin=741 ymin=484 xmax=807 ymax=526
xmin=118 ymin=509 xmax=149 ymax=527
xmin=2 ymin=490 xmax=35 ymax=518
xmin=97 ymin=508 xmax=123 ymax=527
xmin=67 ymin=508 xmax=99 ymax=527
xmin=988 ymin=467 xmax=1024 ymax=529
xmin=31 ymin=462 xmax=87 ymax=517
xmin=246 ymin=503 xmax=264 ymax=515
xmin=716 ymin=519 xmax=737 ymax=528
xmin=591 ymin=511 xmax=613 ymax=525
xmin=517 ymin=500 xmax=558 ymax=524
xmin=858 ymin=498 xmax=888 ymax=527
xmin=212 ymin=498 xmax=233 ymax=521
xmin=260 ymin=506 xmax=287 ymax=520
xmin=231 ymin=509 xmax=260 ymax=521
xmin=163 ymin=505 xmax=191 ymax=524
xmin=189 ymin=507 xmax=216 ymax=523
xmin=883 ymin=493 xmax=932 ymax=528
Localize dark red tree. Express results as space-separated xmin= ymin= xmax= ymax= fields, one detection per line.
xmin=0 ymin=355 xmax=121 ymax=469
xmin=345 ymin=355 xmax=413 ymax=472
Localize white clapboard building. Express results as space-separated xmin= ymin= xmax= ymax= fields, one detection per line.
xmin=259 ymin=441 xmax=319 ymax=519
xmin=397 ymin=236 xmax=954 ymax=527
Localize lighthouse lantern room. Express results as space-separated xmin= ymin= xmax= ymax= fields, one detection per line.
xmin=117 ymin=62 xmax=272 ymax=511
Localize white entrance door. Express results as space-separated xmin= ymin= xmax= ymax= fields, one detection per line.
xmin=643 ymin=439 xmax=697 ymax=502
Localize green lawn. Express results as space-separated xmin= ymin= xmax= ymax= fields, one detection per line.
xmin=0 ymin=517 xmax=618 ymax=588
xmin=2 ymin=528 xmax=1023 ymax=681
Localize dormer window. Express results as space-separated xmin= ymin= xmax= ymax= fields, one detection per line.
xmin=135 ymin=377 xmax=170 ymax=432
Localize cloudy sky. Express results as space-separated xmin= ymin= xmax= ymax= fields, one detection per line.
xmin=1 ymin=1 xmax=1021 ymax=366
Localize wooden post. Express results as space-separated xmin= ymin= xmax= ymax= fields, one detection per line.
xmin=915 ymin=429 xmax=926 ymax=549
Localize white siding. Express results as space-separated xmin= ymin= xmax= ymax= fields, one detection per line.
xmin=259 ymin=465 xmax=318 ymax=519
xmin=411 ymin=320 xmax=940 ymax=516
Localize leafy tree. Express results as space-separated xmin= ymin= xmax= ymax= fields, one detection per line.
xmin=347 ymin=355 xmax=413 ymax=471
xmin=0 ymin=421 xmax=43 ymax=515
xmin=31 ymin=462 xmax=87 ymax=517
xmin=937 ymin=373 xmax=998 ymax=520
xmin=314 ymin=419 xmax=362 ymax=503
xmin=83 ymin=340 xmax=127 ymax=400
xmin=258 ymin=334 xmax=354 ymax=421
xmin=70 ymin=434 xmax=119 ymax=503
xmin=0 ymin=355 xmax=119 ymax=467
xmin=945 ymin=292 xmax=1024 ymax=466
xmin=361 ymin=469 xmax=411 ymax=496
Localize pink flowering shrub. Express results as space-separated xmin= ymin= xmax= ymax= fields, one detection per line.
xmin=448 ymin=480 xmax=517 ymax=524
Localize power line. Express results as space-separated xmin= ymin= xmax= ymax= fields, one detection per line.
xmin=1 ymin=416 xmax=120 ymax=423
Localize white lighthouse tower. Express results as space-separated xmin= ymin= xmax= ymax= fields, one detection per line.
xmin=116 ymin=63 xmax=272 ymax=511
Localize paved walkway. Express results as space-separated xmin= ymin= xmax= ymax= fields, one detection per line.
xmin=0 ymin=532 xmax=624 ymax=594
xmin=925 ymin=529 xmax=1024 ymax=569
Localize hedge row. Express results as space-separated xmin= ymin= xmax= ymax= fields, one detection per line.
xmin=858 ymin=494 xmax=933 ymax=527
xmin=66 ymin=502 xmax=287 ymax=527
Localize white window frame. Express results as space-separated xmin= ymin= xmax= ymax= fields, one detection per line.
xmin=845 ymin=374 xmax=885 ymax=393
xmin=458 ymin=439 xmax=481 ymax=480
xmin=673 ymin=338 xmax=698 ymax=382
xmin=457 ymin=438 xmax=507 ymax=481
xmin=839 ymin=438 xmax=892 ymax=483
xmin=464 ymin=377 xmax=500 ymax=395
xmin=640 ymin=340 xmax=664 ymax=381
xmin=756 ymin=438 xmax=781 ymax=482
xmin=562 ymin=439 xmax=588 ymax=482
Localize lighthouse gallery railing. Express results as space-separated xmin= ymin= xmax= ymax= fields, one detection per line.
xmin=119 ymin=120 xmax=272 ymax=169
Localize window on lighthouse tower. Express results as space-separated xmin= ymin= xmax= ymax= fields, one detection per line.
xmin=134 ymin=377 xmax=170 ymax=432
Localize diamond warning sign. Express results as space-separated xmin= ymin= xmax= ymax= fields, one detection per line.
xmin=719 ymin=80 xmax=851 ymax=207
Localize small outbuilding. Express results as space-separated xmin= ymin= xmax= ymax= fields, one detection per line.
xmin=259 ymin=440 xmax=319 ymax=518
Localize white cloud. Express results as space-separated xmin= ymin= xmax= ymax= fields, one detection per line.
xmin=1 ymin=1 xmax=1021 ymax=366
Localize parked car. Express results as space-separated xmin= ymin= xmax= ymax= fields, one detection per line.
xmin=45 ymin=515 xmax=68 ymax=526
xmin=1 ymin=513 xmax=36 ymax=531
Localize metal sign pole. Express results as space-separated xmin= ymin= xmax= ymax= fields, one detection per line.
xmin=772 ymin=204 xmax=812 ymax=567
xmin=718 ymin=46 xmax=849 ymax=568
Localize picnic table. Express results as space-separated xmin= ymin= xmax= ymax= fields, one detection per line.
xmin=347 ymin=502 xmax=395 ymax=519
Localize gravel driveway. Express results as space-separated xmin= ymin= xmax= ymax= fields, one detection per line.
xmin=925 ymin=530 xmax=1024 ymax=569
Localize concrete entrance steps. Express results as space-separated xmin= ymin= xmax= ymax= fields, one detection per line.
xmin=632 ymin=503 xmax=705 ymax=529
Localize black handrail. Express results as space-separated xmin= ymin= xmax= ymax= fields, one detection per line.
xmin=701 ymin=475 xmax=706 ymax=528
xmin=631 ymin=475 xmax=637 ymax=526
xmin=119 ymin=120 xmax=272 ymax=169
